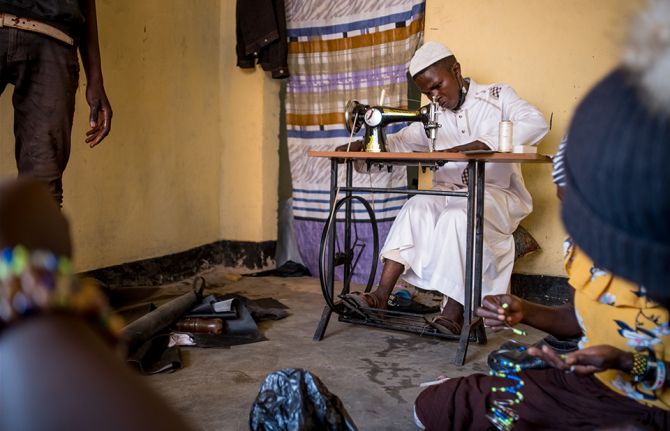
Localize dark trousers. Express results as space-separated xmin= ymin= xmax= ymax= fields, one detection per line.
xmin=0 ymin=28 xmax=79 ymax=206
xmin=415 ymin=368 xmax=670 ymax=430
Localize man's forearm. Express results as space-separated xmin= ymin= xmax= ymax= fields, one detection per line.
xmin=443 ymin=141 xmax=490 ymax=153
xmin=79 ymin=0 xmax=103 ymax=84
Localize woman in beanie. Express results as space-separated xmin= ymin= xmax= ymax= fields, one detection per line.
xmin=414 ymin=1 xmax=670 ymax=429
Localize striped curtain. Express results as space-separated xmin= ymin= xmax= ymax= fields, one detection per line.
xmin=285 ymin=0 xmax=425 ymax=284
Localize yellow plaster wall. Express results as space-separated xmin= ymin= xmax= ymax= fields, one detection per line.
xmin=0 ymin=0 xmax=279 ymax=271
xmin=426 ymin=0 xmax=643 ymax=276
xmin=219 ymin=0 xmax=280 ymax=242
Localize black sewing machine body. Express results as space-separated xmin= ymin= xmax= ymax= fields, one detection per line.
xmin=344 ymin=100 xmax=439 ymax=152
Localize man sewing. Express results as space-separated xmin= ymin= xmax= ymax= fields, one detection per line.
xmin=343 ymin=41 xmax=548 ymax=334
xmin=415 ymin=2 xmax=670 ymax=424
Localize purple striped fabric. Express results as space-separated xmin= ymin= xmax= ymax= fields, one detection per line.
xmin=287 ymin=65 xmax=410 ymax=93
xmin=287 ymin=2 xmax=425 ymax=38
xmin=285 ymin=0 xmax=425 ymax=284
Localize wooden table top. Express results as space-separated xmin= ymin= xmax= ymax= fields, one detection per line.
xmin=308 ymin=151 xmax=552 ymax=164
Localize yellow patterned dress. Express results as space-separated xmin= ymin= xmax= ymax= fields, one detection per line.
xmin=565 ymin=238 xmax=670 ymax=410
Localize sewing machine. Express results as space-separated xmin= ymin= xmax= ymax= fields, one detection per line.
xmin=344 ymin=98 xmax=440 ymax=152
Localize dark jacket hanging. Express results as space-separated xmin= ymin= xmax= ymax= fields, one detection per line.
xmin=236 ymin=0 xmax=289 ymax=79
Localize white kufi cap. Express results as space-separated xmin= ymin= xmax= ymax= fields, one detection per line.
xmin=409 ymin=41 xmax=454 ymax=77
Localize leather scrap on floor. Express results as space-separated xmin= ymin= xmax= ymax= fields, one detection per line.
xmin=120 ymin=291 xmax=289 ymax=374
xmin=127 ymin=334 xmax=183 ymax=374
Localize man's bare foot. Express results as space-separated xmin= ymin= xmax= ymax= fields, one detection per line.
xmin=344 ymin=259 xmax=402 ymax=310
xmin=426 ymin=297 xmax=464 ymax=335
xmin=344 ymin=291 xmax=388 ymax=309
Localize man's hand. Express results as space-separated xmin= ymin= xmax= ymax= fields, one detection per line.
xmin=442 ymin=140 xmax=490 ymax=153
xmin=334 ymin=140 xmax=364 ymax=163
xmin=85 ymin=82 xmax=112 ymax=148
xmin=79 ymin=0 xmax=112 ymax=148
xmin=476 ymin=294 xmax=524 ymax=331
xmin=335 ymin=140 xmax=364 ymax=152
xmin=527 ymin=344 xmax=633 ymax=375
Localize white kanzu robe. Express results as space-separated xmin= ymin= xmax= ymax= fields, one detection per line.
xmin=381 ymin=79 xmax=549 ymax=305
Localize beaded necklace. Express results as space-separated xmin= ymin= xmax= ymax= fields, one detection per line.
xmin=0 ymin=245 xmax=123 ymax=341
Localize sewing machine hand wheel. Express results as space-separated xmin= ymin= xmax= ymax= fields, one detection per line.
xmin=344 ymin=100 xmax=364 ymax=134
xmin=318 ymin=195 xmax=379 ymax=314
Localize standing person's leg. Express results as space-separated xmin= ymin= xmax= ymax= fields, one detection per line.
xmin=0 ymin=29 xmax=11 ymax=102
xmin=11 ymin=31 xmax=79 ymax=207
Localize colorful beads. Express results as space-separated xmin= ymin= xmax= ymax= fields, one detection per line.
xmin=0 ymin=245 xmax=123 ymax=343
xmin=486 ymin=355 xmax=525 ymax=431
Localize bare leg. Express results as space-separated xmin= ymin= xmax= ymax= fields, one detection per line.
xmin=365 ymin=259 xmax=405 ymax=309
xmin=426 ymin=295 xmax=466 ymax=335
xmin=347 ymin=259 xmax=405 ymax=309
xmin=440 ymin=297 xmax=464 ymax=327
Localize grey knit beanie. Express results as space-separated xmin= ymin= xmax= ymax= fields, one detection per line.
xmin=561 ymin=0 xmax=670 ymax=304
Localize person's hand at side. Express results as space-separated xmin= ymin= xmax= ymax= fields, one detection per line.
xmin=85 ymin=81 xmax=112 ymax=147
xmin=79 ymin=0 xmax=112 ymax=148
xmin=476 ymin=294 xmax=524 ymax=331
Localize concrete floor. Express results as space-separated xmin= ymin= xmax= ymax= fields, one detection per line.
xmin=142 ymin=269 xmax=545 ymax=431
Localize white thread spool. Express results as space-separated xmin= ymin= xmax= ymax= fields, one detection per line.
xmin=499 ymin=121 xmax=513 ymax=153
